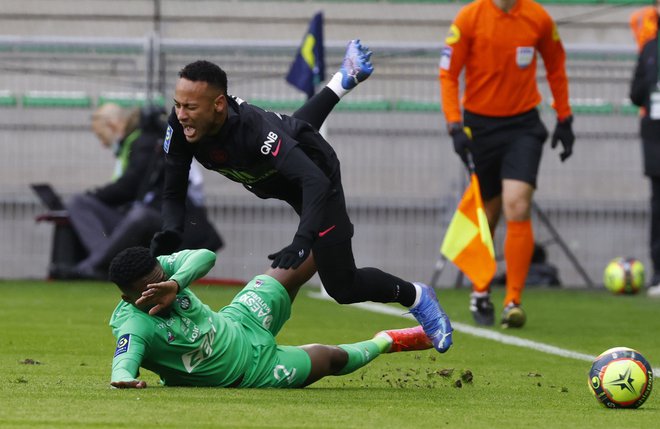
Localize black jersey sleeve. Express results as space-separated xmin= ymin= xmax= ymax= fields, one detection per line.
xmin=161 ymin=115 xmax=193 ymax=234
xmin=254 ymin=110 xmax=332 ymax=244
xmin=277 ymin=145 xmax=331 ymax=243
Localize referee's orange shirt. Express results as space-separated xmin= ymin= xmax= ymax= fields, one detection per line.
xmin=439 ymin=0 xmax=571 ymax=124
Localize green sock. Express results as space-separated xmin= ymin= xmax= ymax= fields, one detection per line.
xmin=335 ymin=338 xmax=389 ymax=376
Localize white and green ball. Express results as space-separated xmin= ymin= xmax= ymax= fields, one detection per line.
xmin=588 ymin=347 xmax=653 ymax=409
xmin=603 ymin=257 xmax=645 ymax=294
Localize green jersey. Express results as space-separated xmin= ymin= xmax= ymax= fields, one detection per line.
xmin=109 ymin=249 xmax=250 ymax=387
xmin=109 ymin=249 xmax=312 ymax=388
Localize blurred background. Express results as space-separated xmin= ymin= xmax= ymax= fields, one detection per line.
xmin=0 ymin=0 xmax=649 ymax=287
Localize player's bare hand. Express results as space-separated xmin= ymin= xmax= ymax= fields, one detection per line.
xmin=111 ymin=380 xmax=147 ymax=389
xmin=135 ymin=280 xmax=179 ymax=315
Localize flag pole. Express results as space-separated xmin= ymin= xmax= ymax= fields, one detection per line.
xmin=452 ymin=149 xmax=474 ymax=289
xmin=429 ymin=254 xmax=448 ymax=288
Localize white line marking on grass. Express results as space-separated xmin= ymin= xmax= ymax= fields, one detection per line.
xmin=308 ymin=292 xmax=660 ymax=373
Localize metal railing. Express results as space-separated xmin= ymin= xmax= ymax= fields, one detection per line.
xmin=0 ymin=35 xmax=648 ymax=288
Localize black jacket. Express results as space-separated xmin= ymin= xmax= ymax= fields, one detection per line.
xmin=630 ymin=29 xmax=660 ymax=176
xmin=90 ymin=110 xmax=165 ymax=206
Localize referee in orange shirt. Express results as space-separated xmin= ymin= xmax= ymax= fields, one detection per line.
xmin=439 ymin=0 xmax=575 ymax=328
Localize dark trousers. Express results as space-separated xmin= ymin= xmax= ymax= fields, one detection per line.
xmin=67 ymin=194 xmax=125 ymax=255
xmin=70 ymin=196 xmax=222 ymax=273
xmin=650 ymin=176 xmax=660 ymax=282
xmin=290 ymin=88 xmax=416 ymax=307
xmin=81 ymin=204 xmax=162 ymax=271
xmin=68 ymin=194 xmax=161 ymax=272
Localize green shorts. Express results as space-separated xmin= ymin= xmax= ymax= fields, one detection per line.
xmin=220 ymin=275 xmax=312 ymax=388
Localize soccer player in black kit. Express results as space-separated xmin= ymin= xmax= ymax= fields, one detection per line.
xmin=150 ymin=40 xmax=453 ymax=353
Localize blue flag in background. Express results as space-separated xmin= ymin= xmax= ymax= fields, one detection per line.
xmin=286 ymin=12 xmax=325 ymax=99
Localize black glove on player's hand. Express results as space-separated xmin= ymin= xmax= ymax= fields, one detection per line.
xmin=268 ymin=236 xmax=311 ymax=269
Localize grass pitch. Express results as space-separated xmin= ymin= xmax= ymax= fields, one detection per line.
xmin=0 ymin=280 xmax=658 ymax=428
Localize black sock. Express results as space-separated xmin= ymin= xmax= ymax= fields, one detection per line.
xmin=354 ymin=268 xmax=417 ymax=307
xmin=291 ymin=87 xmax=340 ymax=130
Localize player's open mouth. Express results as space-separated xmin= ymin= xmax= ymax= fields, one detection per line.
xmin=183 ymin=126 xmax=196 ymax=139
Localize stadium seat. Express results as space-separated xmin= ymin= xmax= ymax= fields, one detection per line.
xmin=98 ymin=91 xmax=165 ymax=107
xmin=250 ymin=99 xmax=304 ymax=112
xmin=336 ymin=100 xmax=391 ymax=111
xmin=570 ymin=98 xmax=615 ymax=115
xmin=0 ymin=90 xmax=17 ymax=106
xmin=394 ymin=100 xmax=441 ymax=112
xmin=22 ymin=91 xmax=91 ymax=108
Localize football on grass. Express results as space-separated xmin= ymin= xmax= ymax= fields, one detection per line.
xmin=603 ymin=257 xmax=644 ymax=294
xmin=588 ymin=347 xmax=653 ymax=409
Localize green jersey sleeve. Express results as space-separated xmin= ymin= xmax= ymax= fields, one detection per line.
xmin=110 ymin=309 xmax=153 ymax=383
xmin=111 ymin=333 xmax=147 ymax=382
xmin=157 ymin=249 xmax=216 ymax=290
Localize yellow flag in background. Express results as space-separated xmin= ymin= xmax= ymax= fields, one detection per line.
xmin=440 ymin=173 xmax=496 ymax=291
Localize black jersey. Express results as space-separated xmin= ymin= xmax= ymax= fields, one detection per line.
xmin=162 ymin=96 xmax=341 ymax=244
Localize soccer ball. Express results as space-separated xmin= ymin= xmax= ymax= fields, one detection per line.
xmin=603 ymin=257 xmax=644 ymax=294
xmin=588 ymin=347 xmax=653 ymax=409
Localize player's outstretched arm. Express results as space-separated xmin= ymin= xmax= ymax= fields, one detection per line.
xmin=111 ymin=333 xmax=146 ymax=388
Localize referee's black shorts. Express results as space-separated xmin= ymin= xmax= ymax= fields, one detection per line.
xmin=464 ymin=108 xmax=549 ymax=201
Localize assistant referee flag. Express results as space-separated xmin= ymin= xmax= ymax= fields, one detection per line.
xmin=440 ymin=172 xmax=496 ymax=291
xmin=286 ymin=11 xmax=325 ymax=99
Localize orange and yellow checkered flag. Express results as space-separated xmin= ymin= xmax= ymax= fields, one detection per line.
xmin=440 ymin=169 xmax=496 ymax=291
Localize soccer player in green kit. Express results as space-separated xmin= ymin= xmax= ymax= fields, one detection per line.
xmin=109 ymin=247 xmax=436 ymax=389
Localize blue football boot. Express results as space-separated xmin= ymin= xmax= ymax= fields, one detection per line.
xmin=340 ymin=39 xmax=374 ymax=90
xmin=409 ymin=283 xmax=453 ymax=353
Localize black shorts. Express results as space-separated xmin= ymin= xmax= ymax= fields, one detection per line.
xmin=464 ymin=108 xmax=549 ymax=201
xmin=288 ymin=173 xmax=354 ymax=249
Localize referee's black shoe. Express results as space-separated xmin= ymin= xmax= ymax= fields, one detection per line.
xmin=469 ymin=291 xmax=494 ymax=326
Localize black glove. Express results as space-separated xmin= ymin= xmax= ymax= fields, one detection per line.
xmin=268 ymin=236 xmax=311 ymax=269
xmin=551 ymin=115 xmax=575 ymax=162
xmin=448 ymin=122 xmax=471 ymax=165
xmin=150 ymin=230 xmax=182 ymax=257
